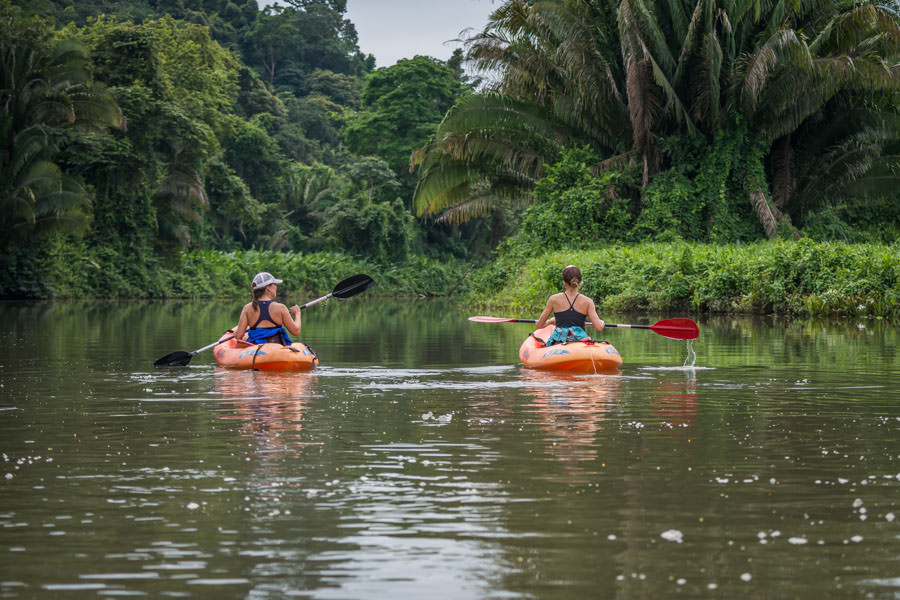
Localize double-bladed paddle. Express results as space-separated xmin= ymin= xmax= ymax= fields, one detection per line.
xmin=154 ymin=273 xmax=376 ymax=367
xmin=468 ymin=316 xmax=699 ymax=340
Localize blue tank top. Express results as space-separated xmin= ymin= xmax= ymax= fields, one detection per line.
xmin=554 ymin=293 xmax=586 ymax=328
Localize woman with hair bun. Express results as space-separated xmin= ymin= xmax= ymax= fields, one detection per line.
xmin=232 ymin=272 xmax=302 ymax=345
xmin=535 ymin=265 xmax=605 ymax=345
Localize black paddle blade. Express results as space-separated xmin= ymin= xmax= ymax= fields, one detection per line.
xmin=154 ymin=351 xmax=194 ymax=367
xmin=333 ymin=273 xmax=375 ymax=298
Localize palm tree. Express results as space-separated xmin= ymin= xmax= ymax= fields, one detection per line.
xmin=0 ymin=6 xmax=123 ymax=250
xmin=413 ymin=0 xmax=632 ymax=222
xmin=412 ymin=0 xmax=900 ymax=238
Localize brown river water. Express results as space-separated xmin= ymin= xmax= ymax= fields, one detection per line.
xmin=0 ymin=298 xmax=898 ymax=598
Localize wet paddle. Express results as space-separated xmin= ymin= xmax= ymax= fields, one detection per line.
xmin=154 ymin=273 xmax=376 ymax=367
xmin=468 ymin=316 xmax=700 ymax=340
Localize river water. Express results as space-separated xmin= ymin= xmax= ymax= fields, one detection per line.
xmin=0 ymin=298 xmax=898 ymax=599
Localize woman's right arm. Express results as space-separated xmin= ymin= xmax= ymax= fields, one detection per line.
xmin=535 ymin=297 xmax=555 ymax=328
xmin=586 ymin=299 xmax=605 ymax=331
xmin=233 ymin=307 xmax=250 ymax=340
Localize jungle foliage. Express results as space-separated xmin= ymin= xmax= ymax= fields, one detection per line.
xmin=1 ymin=0 xmax=898 ymax=314
xmin=413 ymin=0 xmax=900 ymax=244
xmin=0 ymin=0 xmax=472 ymax=298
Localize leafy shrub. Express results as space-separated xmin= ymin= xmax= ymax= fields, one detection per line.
xmin=519 ymin=147 xmax=638 ymax=249
xmin=321 ymin=197 xmax=417 ymax=262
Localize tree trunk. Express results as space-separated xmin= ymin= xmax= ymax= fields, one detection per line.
xmin=770 ymin=135 xmax=795 ymax=211
xmin=748 ymin=187 xmax=779 ymax=238
xmin=746 ymin=178 xmax=798 ymax=239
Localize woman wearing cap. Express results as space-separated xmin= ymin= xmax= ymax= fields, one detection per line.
xmin=535 ymin=265 xmax=605 ymax=346
xmin=232 ymin=272 xmax=302 ymax=345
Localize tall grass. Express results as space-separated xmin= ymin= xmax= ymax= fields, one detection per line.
xmin=465 ymin=240 xmax=900 ymax=319
xmin=29 ymin=245 xmax=467 ymax=299
xmin=174 ymin=250 xmax=466 ymax=299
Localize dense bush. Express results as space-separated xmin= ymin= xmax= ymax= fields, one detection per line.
xmin=1 ymin=241 xmax=467 ymax=299
xmin=518 ymin=147 xmax=639 ymax=249
xmin=176 ymin=249 xmax=466 ymax=299
xmin=465 ymin=240 xmax=900 ymax=319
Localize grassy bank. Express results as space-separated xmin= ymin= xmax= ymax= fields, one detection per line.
xmin=465 ymin=240 xmax=900 ymax=320
xmin=174 ymin=250 xmax=468 ymax=298
xmin=7 ymin=244 xmax=467 ymax=299
xmin=9 ymin=240 xmax=899 ymax=321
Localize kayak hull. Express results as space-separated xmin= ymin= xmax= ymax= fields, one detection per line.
xmin=519 ymin=325 xmax=622 ymax=373
xmin=213 ymin=332 xmax=318 ymax=371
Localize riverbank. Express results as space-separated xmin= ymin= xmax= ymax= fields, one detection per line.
xmin=464 ymin=240 xmax=900 ymax=320
xmin=3 ymin=246 xmax=467 ymax=300
xmin=6 ymin=240 xmax=898 ymax=320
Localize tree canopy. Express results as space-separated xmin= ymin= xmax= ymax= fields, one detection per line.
xmin=413 ymin=0 xmax=900 ymax=241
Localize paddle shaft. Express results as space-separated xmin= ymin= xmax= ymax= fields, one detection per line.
xmin=298 ymin=293 xmax=332 ymax=310
xmin=468 ymin=315 xmax=699 ymax=340
xmin=487 ymin=318 xmax=633 ymax=328
xmin=194 ymin=335 xmax=234 ymax=354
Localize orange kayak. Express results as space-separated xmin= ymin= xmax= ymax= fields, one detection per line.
xmin=519 ymin=325 xmax=622 ymax=373
xmin=213 ymin=332 xmax=318 ymax=371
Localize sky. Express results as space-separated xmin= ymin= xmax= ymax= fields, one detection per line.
xmin=344 ymin=0 xmax=498 ymax=68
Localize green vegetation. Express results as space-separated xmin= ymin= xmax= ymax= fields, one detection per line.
xmin=414 ymin=0 xmax=900 ymax=241
xmin=18 ymin=244 xmax=465 ymax=299
xmin=467 ymin=240 xmax=900 ymax=319
xmin=1 ymin=0 xmax=898 ymax=321
xmin=0 ymin=0 xmax=473 ymax=299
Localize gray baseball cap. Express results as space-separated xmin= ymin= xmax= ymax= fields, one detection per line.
xmin=252 ymin=272 xmax=283 ymax=290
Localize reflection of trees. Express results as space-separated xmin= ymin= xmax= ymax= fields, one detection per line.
xmin=604 ymin=314 xmax=899 ymax=370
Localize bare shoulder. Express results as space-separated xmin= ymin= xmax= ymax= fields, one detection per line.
xmin=574 ymin=293 xmax=596 ymax=310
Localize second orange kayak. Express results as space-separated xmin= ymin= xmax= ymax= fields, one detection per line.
xmin=519 ymin=325 xmax=622 ymax=373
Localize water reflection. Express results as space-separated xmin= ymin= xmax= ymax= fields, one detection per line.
xmin=649 ymin=369 xmax=699 ymax=433
xmin=1 ymin=301 xmax=899 ymax=599
xmin=519 ymin=371 xmax=622 ymax=473
xmin=213 ymin=370 xmax=318 ymax=454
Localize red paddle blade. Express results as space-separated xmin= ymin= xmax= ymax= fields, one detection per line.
xmin=649 ymin=318 xmax=699 ymax=340
xmin=468 ymin=316 xmax=521 ymax=323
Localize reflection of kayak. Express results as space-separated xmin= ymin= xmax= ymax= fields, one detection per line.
xmin=519 ymin=325 xmax=622 ymax=373
xmin=213 ymin=332 xmax=318 ymax=371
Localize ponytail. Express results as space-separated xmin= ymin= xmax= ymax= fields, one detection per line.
xmin=251 ymin=287 xmax=266 ymax=312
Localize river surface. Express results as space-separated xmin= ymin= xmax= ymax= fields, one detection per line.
xmin=0 ymin=298 xmax=898 ymax=599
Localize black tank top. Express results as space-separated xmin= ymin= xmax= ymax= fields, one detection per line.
xmin=554 ymin=293 xmax=586 ymax=328
xmin=250 ymin=300 xmax=278 ymax=329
